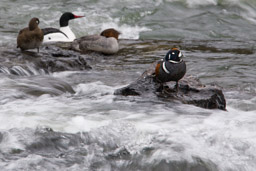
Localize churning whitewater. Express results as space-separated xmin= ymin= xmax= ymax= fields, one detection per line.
xmin=0 ymin=0 xmax=256 ymax=170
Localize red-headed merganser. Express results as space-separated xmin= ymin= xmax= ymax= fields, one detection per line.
xmin=17 ymin=17 xmax=44 ymax=52
xmin=71 ymin=28 xmax=120 ymax=54
xmin=42 ymin=12 xmax=84 ymax=43
xmin=155 ymin=48 xmax=186 ymax=91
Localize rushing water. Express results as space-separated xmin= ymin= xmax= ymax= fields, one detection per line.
xmin=0 ymin=0 xmax=256 ymax=170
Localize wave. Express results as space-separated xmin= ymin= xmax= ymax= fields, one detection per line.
xmin=1 ymin=0 xmax=256 ymax=42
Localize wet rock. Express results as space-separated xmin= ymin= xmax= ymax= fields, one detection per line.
xmin=38 ymin=44 xmax=92 ymax=72
xmin=0 ymin=43 xmax=91 ymax=75
xmin=115 ymin=61 xmax=226 ymax=110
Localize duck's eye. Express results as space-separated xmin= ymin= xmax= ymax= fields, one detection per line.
xmin=36 ymin=20 xmax=39 ymax=24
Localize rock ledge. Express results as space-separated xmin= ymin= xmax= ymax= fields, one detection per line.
xmin=115 ymin=62 xmax=226 ymax=110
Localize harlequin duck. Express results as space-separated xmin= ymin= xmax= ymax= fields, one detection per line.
xmin=155 ymin=48 xmax=186 ymax=90
xmin=71 ymin=28 xmax=120 ymax=54
xmin=17 ymin=17 xmax=44 ymax=52
xmin=42 ymin=12 xmax=84 ymax=43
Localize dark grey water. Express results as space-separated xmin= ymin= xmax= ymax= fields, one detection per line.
xmin=0 ymin=0 xmax=256 ymax=170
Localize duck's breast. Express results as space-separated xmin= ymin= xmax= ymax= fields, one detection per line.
xmin=60 ymin=26 xmax=76 ymax=41
xmin=157 ymin=61 xmax=186 ymax=82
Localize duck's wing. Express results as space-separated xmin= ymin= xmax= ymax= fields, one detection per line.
xmin=42 ymin=28 xmax=66 ymax=36
xmin=74 ymin=35 xmax=119 ymax=54
xmin=18 ymin=27 xmax=28 ymax=36
xmin=17 ymin=27 xmax=29 ymax=48
xmin=76 ymin=35 xmax=102 ymax=43
xmin=73 ymin=35 xmax=103 ymax=51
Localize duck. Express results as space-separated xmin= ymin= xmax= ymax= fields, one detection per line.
xmin=155 ymin=48 xmax=186 ymax=90
xmin=71 ymin=28 xmax=120 ymax=54
xmin=17 ymin=17 xmax=44 ymax=52
xmin=42 ymin=12 xmax=84 ymax=43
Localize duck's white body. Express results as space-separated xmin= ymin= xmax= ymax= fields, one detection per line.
xmin=43 ymin=26 xmax=75 ymax=43
xmin=42 ymin=12 xmax=84 ymax=43
xmin=72 ymin=35 xmax=119 ymax=54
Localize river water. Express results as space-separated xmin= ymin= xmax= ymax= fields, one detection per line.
xmin=0 ymin=0 xmax=256 ymax=170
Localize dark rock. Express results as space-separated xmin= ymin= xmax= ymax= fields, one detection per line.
xmin=0 ymin=43 xmax=91 ymax=75
xmin=32 ymin=45 xmax=92 ymax=73
xmin=115 ymin=61 xmax=226 ymax=110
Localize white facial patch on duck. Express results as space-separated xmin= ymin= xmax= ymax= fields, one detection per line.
xmin=179 ymin=51 xmax=183 ymax=58
xmin=167 ymin=51 xmax=183 ymax=63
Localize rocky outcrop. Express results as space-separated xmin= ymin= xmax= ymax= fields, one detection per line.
xmin=115 ymin=62 xmax=226 ymax=110
xmin=0 ymin=43 xmax=91 ymax=75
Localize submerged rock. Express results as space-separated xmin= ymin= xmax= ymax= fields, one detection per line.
xmin=115 ymin=61 xmax=226 ymax=110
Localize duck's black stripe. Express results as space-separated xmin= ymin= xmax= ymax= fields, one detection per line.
xmin=41 ymin=28 xmax=68 ymax=38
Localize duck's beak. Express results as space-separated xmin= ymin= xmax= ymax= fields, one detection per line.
xmin=74 ymin=15 xmax=85 ymax=18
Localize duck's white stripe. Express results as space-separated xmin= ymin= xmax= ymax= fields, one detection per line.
xmin=162 ymin=62 xmax=170 ymax=74
xmin=162 ymin=59 xmax=184 ymax=74
xmin=168 ymin=59 xmax=183 ymax=64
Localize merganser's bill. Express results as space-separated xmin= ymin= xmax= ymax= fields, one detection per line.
xmin=42 ymin=12 xmax=84 ymax=43
xmin=71 ymin=28 xmax=120 ymax=54
xmin=17 ymin=17 xmax=44 ymax=52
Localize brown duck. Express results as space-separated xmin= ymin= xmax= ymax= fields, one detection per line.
xmin=17 ymin=17 xmax=44 ymax=52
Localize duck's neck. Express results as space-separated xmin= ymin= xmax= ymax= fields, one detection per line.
xmin=60 ymin=26 xmax=76 ymax=41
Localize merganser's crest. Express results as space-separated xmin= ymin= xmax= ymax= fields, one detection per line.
xmin=100 ymin=28 xmax=120 ymax=40
xmin=42 ymin=12 xmax=84 ymax=43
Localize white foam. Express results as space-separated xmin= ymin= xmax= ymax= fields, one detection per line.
xmin=72 ymin=7 xmax=151 ymax=40
xmin=74 ymin=81 xmax=115 ymax=96
xmin=186 ymin=0 xmax=218 ymax=7
xmin=165 ymin=0 xmax=218 ymax=7
xmin=100 ymin=22 xmax=151 ymax=39
xmin=65 ymin=116 xmax=110 ymax=133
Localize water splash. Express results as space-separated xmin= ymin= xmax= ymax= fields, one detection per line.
xmin=0 ymin=65 xmax=47 ymax=76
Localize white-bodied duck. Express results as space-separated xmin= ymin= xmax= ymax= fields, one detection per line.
xmin=42 ymin=12 xmax=84 ymax=43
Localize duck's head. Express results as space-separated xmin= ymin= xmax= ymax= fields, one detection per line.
xmin=164 ymin=48 xmax=183 ymax=62
xmin=60 ymin=12 xmax=84 ymax=27
xmin=100 ymin=28 xmax=120 ymax=40
xmin=28 ymin=17 xmax=40 ymax=31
